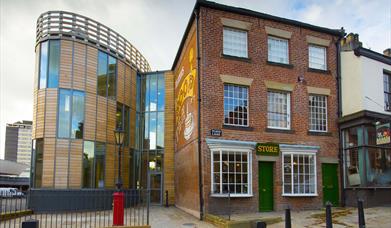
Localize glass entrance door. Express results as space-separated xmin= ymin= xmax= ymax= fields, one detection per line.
xmin=149 ymin=172 xmax=162 ymax=204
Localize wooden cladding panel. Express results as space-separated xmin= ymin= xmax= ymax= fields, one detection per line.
xmin=164 ymin=71 xmax=175 ymax=205
xmin=84 ymin=93 xmax=97 ymax=141
xmin=34 ymin=44 xmax=40 ymax=90
xmin=117 ymin=61 xmax=125 ymax=104
xmin=96 ymin=96 xmax=107 ymax=142
xmin=44 ymin=89 xmax=58 ymax=138
xmin=35 ymin=90 xmax=46 ymax=138
xmin=32 ymin=90 xmax=38 ymax=139
xmin=42 ymin=138 xmax=55 ymax=187
xmin=130 ymin=82 xmax=137 ymax=111
xmin=105 ymin=143 xmax=115 ymax=189
xmin=73 ymin=43 xmax=86 ymax=91
xmin=107 ymin=100 xmax=116 ymax=144
xmin=69 ymin=140 xmax=83 ymax=188
xmin=55 ymin=139 xmax=69 ymax=188
xmin=59 ymin=40 xmax=73 ymax=89
xmin=124 ymin=66 xmax=132 ymax=107
xmin=86 ymin=46 xmax=98 ymax=94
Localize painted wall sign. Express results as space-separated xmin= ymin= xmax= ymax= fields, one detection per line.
xmin=174 ymin=25 xmax=198 ymax=150
xmin=376 ymin=123 xmax=391 ymax=145
xmin=256 ymin=143 xmax=280 ymax=156
xmin=210 ymin=129 xmax=222 ymax=137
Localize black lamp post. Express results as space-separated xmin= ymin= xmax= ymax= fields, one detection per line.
xmin=114 ymin=128 xmax=125 ymax=190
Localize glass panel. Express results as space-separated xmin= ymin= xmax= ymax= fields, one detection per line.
xmin=149 ymin=74 xmax=157 ymax=112
xmin=116 ymin=103 xmax=123 ymax=129
xmin=71 ymin=91 xmax=85 ymax=139
xmin=149 ymin=112 xmax=157 ymax=150
xmin=97 ymin=51 xmax=108 ymax=97
xmin=224 ymin=84 xmax=249 ymax=127
xmin=268 ymin=91 xmax=289 ymax=128
xmin=157 ymin=73 xmax=165 ymax=111
xmin=365 ymin=148 xmax=391 ymax=187
xmin=157 ymin=112 xmax=164 ymax=149
xmin=39 ymin=41 xmax=48 ymax=89
xmin=95 ymin=142 xmax=105 ymax=188
xmin=34 ymin=139 xmax=44 ymax=188
xmin=107 ymin=56 xmax=116 ymax=99
xmin=309 ymin=45 xmax=326 ymax=70
xmin=268 ymin=36 xmax=289 ymax=64
xmin=58 ymin=89 xmax=72 ymax=138
xmin=223 ymin=27 xmax=248 ymax=58
xmin=309 ymin=95 xmax=327 ymax=132
xmin=47 ymin=40 xmax=60 ymax=88
xmin=83 ymin=141 xmax=94 ymax=188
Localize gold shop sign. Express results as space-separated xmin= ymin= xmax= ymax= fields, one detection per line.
xmin=256 ymin=143 xmax=280 ymax=156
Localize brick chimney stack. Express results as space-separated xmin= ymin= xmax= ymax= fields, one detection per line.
xmin=384 ymin=48 xmax=391 ymax=57
xmin=340 ymin=33 xmax=362 ymax=51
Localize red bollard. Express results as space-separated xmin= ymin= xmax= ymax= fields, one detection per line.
xmin=113 ymin=191 xmax=124 ymax=226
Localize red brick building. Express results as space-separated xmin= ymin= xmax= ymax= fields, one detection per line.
xmin=172 ymin=0 xmax=344 ymax=218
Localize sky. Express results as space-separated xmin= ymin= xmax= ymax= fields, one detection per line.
xmin=0 ymin=0 xmax=390 ymax=159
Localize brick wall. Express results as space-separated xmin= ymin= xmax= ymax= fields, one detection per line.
xmin=198 ymin=6 xmax=340 ymax=213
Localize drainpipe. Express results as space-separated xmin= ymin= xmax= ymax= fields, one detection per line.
xmin=194 ymin=9 xmax=204 ymax=220
xmin=336 ymin=28 xmax=345 ymax=207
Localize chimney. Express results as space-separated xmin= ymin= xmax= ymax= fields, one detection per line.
xmin=340 ymin=33 xmax=362 ymax=51
xmin=384 ymin=48 xmax=391 ymax=57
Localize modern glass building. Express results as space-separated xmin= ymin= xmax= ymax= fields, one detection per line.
xmin=31 ymin=11 xmax=174 ymax=205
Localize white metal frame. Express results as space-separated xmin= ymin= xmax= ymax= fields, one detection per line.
xmin=308 ymin=45 xmax=327 ymax=70
xmin=268 ymin=36 xmax=289 ymax=64
xmin=210 ymin=147 xmax=253 ymax=197
xmin=267 ymin=91 xmax=291 ymax=130
xmin=308 ymin=95 xmax=328 ymax=132
xmin=223 ymin=27 xmax=248 ymax=58
xmin=281 ymin=151 xmax=318 ymax=197
xmin=223 ymin=84 xmax=250 ymax=127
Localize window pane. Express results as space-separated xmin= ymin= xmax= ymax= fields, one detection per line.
xmin=107 ymin=56 xmax=116 ymax=99
xmin=124 ymin=106 xmax=130 ymax=146
xmin=149 ymin=112 xmax=157 ymax=150
xmin=47 ymin=40 xmax=60 ymax=88
xmin=224 ymin=84 xmax=249 ymax=127
xmin=157 ymin=112 xmax=164 ymax=149
xmin=223 ymin=27 xmax=248 ymax=58
xmin=283 ymin=153 xmax=316 ymax=195
xmin=58 ymin=89 xmax=72 ymax=138
xmin=157 ymin=73 xmax=165 ymax=111
xmin=149 ymin=74 xmax=158 ymax=112
xmin=116 ymin=104 xmax=123 ymax=129
xmin=366 ymin=148 xmax=391 ymax=187
xmin=309 ymin=45 xmax=326 ymax=70
xmin=268 ymin=91 xmax=289 ymax=128
xmin=268 ymin=36 xmax=289 ymax=64
xmin=71 ymin=91 xmax=85 ymax=139
xmin=309 ymin=95 xmax=327 ymax=132
xmin=95 ymin=142 xmax=105 ymax=188
xmin=33 ymin=139 xmax=44 ymax=188
xmin=97 ymin=51 xmax=108 ymax=96
xmin=39 ymin=41 xmax=48 ymax=89
xmin=83 ymin=141 xmax=94 ymax=188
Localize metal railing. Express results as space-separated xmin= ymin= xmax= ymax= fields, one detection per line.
xmin=36 ymin=11 xmax=151 ymax=72
xmin=0 ymin=189 xmax=150 ymax=228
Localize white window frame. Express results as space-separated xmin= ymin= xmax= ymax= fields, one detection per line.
xmin=224 ymin=84 xmax=249 ymax=127
xmin=267 ymin=91 xmax=291 ymax=130
xmin=223 ymin=27 xmax=248 ymax=58
xmin=309 ymin=45 xmax=327 ymax=70
xmin=210 ymin=148 xmax=253 ymax=197
xmin=308 ymin=95 xmax=328 ymax=132
xmin=268 ymin=36 xmax=289 ymax=64
xmin=282 ymin=152 xmax=318 ymax=197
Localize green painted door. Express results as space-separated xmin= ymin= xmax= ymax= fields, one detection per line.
xmin=322 ymin=163 xmax=339 ymax=206
xmin=258 ymin=162 xmax=274 ymax=211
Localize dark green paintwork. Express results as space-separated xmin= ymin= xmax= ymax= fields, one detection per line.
xmin=322 ymin=163 xmax=339 ymax=206
xmin=258 ymin=162 xmax=274 ymax=211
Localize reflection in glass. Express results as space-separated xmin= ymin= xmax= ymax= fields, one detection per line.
xmin=97 ymin=51 xmax=108 ymax=96
xmin=95 ymin=142 xmax=105 ymax=188
xmin=83 ymin=141 xmax=94 ymax=188
xmin=149 ymin=112 xmax=157 ymax=150
xmin=47 ymin=40 xmax=60 ymax=88
xmin=157 ymin=74 xmax=165 ymax=111
xmin=149 ymin=74 xmax=157 ymax=111
xmin=108 ymin=56 xmax=117 ymax=99
xmin=58 ymin=89 xmax=72 ymax=138
xmin=39 ymin=41 xmax=48 ymax=89
xmin=34 ymin=139 xmax=44 ymax=188
xmin=71 ymin=91 xmax=85 ymax=139
xmin=157 ymin=112 xmax=164 ymax=149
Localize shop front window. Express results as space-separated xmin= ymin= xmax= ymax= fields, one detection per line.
xmin=282 ymin=152 xmax=317 ymax=196
xmin=211 ymin=149 xmax=252 ymax=196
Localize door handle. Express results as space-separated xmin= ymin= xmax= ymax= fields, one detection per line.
xmin=262 ymin=189 xmax=266 ymax=192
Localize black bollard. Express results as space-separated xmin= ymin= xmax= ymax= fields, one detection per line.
xmin=257 ymin=221 xmax=267 ymax=228
xmin=325 ymin=201 xmax=333 ymax=228
xmin=165 ymin=190 xmax=169 ymax=207
xmin=285 ymin=207 xmax=291 ymax=228
xmin=22 ymin=220 xmax=39 ymax=228
xmin=358 ymin=199 xmax=366 ymax=228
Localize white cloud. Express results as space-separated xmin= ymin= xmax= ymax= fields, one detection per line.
xmin=0 ymin=0 xmax=390 ymax=159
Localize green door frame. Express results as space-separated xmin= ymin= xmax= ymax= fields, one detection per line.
xmin=322 ymin=163 xmax=339 ymax=206
xmin=258 ymin=161 xmax=274 ymax=211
